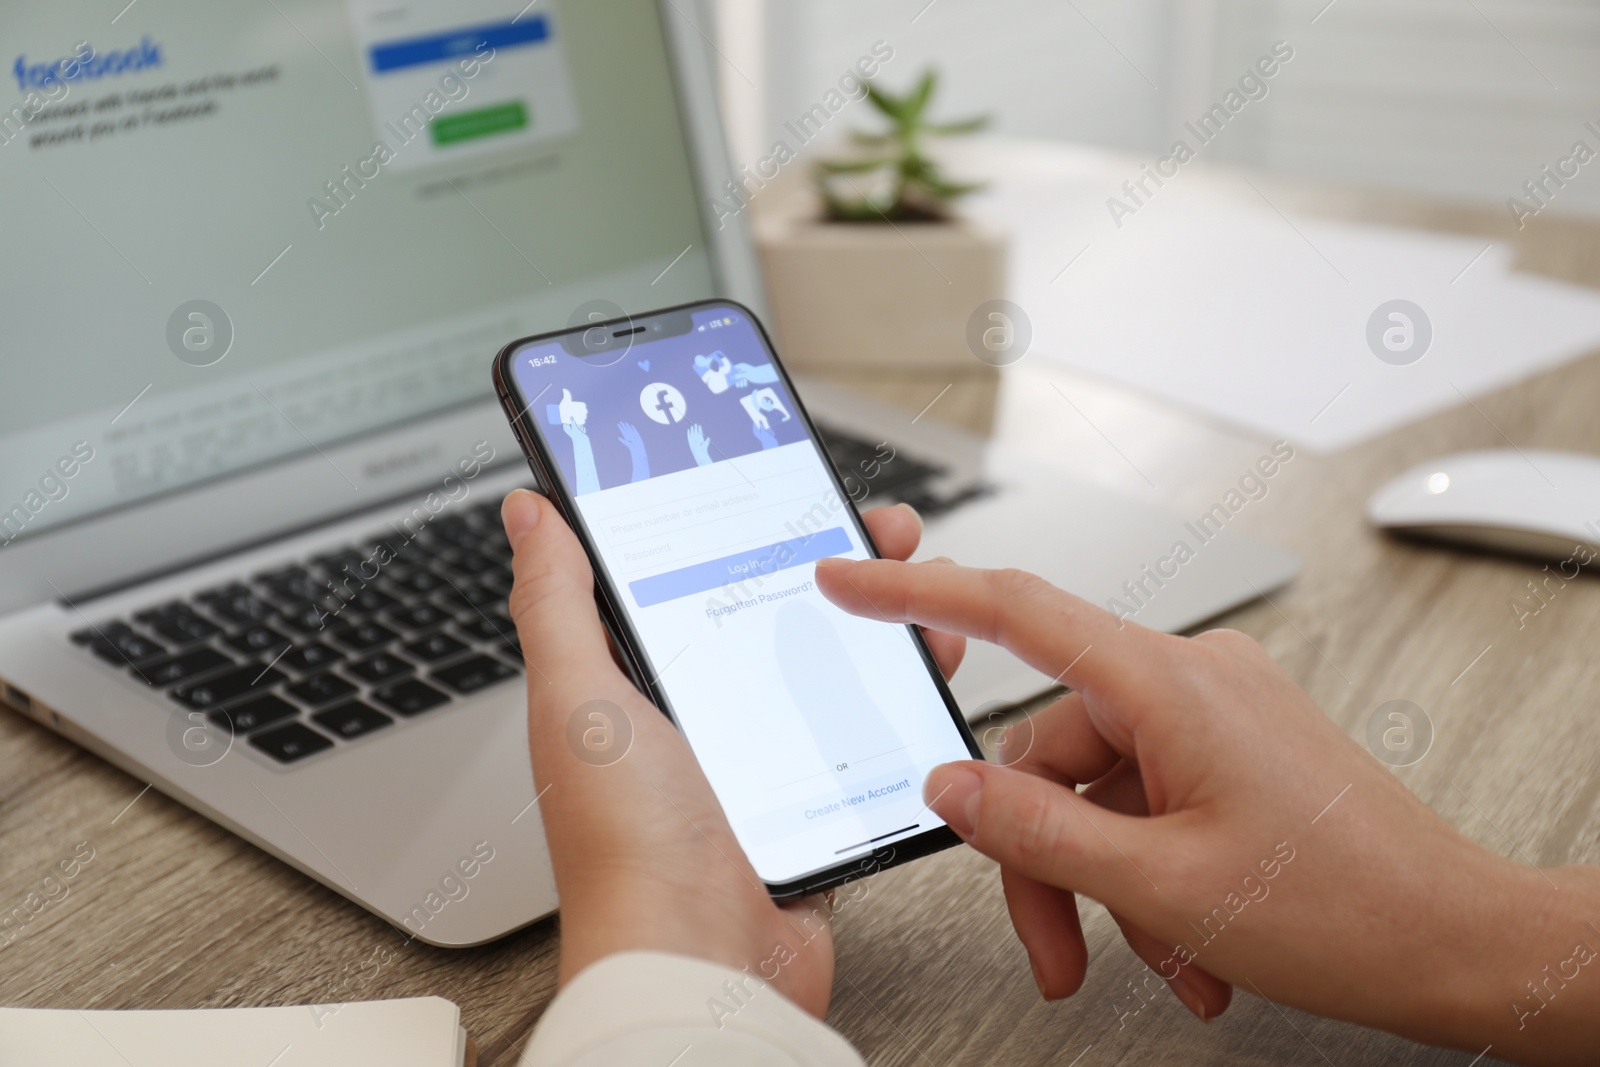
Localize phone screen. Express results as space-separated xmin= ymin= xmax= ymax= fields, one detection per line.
xmin=502 ymin=302 xmax=978 ymax=888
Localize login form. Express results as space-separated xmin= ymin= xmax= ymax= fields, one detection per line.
xmin=509 ymin=306 xmax=975 ymax=885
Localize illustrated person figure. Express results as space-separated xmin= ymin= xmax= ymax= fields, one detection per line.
xmin=694 ymin=352 xmax=734 ymax=394
xmin=740 ymin=388 xmax=792 ymax=431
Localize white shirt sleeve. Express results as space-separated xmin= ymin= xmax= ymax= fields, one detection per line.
xmin=518 ymin=951 xmax=865 ymax=1067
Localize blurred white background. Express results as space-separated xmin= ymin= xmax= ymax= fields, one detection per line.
xmin=714 ymin=0 xmax=1600 ymax=218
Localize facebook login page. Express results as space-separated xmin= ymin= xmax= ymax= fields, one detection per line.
xmin=1 ymin=0 xmax=710 ymax=542
xmin=509 ymin=306 xmax=975 ymax=885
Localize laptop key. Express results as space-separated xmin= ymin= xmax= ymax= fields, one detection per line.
xmin=435 ymin=579 xmax=496 ymax=614
xmin=447 ymin=551 xmax=497 ymax=576
xmin=372 ymin=678 xmax=450 ymax=717
xmin=385 ymin=602 xmax=450 ymax=633
xmin=312 ymin=701 xmax=393 ymax=739
xmin=277 ymin=642 xmax=344 ymax=674
xmin=479 ymin=566 xmax=513 ymax=594
xmin=432 ymin=654 xmax=517 ymax=694
xmin=249 ymin=722 xmax=334 ymax=763
xmin=276 ymin=602 xmax=333 ymax=635
xmin=133 ymin=600 xmax=188 ymax=624
xmin=149 ymin=609 xmax=222 ymax=645
xmin=343 ymin=588 xmax=401 ymax=617
xmin=224 ymin=625 xmax=292 ymax=657
xmin=284 ymin=671 xmax=357 ymax=707
xmin=198 ymin=584 xmax=276 ymax=625
xmin=254 ymin=567 xmax=324 ymax=604
xmin=345 ymin=652 xmax=414 ymax=684
xmin=86 ymin=625 xmax=167 ymax=665
xmin=212 ymin=694 xmax=298 ymax=733
xmin=137 ymin=648 xmax=234 ymax=686
xmin=430 ymin=584 xmax=472 ymax=612
xmin=90 ymin=634 xmax=164 ymax=666
xmin=389 ymin=568 xmax=447 ymax=596
xmin=454 ymin=613 xmax=515 ymax=644
xmin=404 ymin=633 xmax=468 ymax=663
xmin=330 ymin=621 xmax=398 ymax=652
xmin=171 ymin=664 xmax=285 ymax=710
xmin=455 ymin=582 xmax=505 ymax=610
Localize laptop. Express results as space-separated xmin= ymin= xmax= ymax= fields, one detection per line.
xmin=0 ymin=0 xmax=1298 ymax=946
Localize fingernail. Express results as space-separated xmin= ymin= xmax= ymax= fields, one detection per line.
xmin=894 ymin=501 xmax=923 ymax=532
xmin=1028 ymin=955 xmax=1054 ymax=1000
xmin=501 ymin=489 xmax=541 ymax=545
xmin=1168 ymin=972 xmax=1209 ymax=1022
xmin=925 ymin=763 xmax=982 ymax=838
xmin=814 ymin=557 xmax=846 ymax=571
xmin=927 ymin=555 xmax=955 ymax=565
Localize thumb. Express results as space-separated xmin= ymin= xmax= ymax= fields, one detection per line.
xmin=561 ymin=388 xmax=573 ymax=401
xmin=926 ymin=761 xmax=1161 ymax=908
xmin=501 ymin=489 xmax=617 ymax=703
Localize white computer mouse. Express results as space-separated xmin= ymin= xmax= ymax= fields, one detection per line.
xmin=1367 ymin=449 xmax=1600 ymax=562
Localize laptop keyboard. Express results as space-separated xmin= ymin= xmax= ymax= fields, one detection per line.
xmin=813 ymin=422 xmax=990 ymax=518
xmin=70 ymin=499 xmax=523 ymax=766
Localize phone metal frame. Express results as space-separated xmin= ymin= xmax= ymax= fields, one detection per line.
xmin=492 ymin=298 xmax=982 ymax=898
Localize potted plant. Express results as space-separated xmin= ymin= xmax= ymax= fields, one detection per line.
xmin=753 ymin=70 xmax=1006 ymax=433
xmin=814 ymin=71 xmax=987 ymax=221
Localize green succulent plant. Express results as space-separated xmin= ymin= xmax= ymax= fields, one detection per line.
xmin=816 ymin=69 xmax=989 ymax=223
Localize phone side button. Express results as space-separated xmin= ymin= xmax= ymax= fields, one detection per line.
xmin=498 ymin=393 xmax=546 ymax=490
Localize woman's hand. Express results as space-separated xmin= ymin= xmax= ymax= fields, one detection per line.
xmin=501 ymin=493 xmax=962 ymax=1018
xmin=815 ymin=557 xmax=1600 ymax=1064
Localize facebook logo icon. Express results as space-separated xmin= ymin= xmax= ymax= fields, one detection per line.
xmin=639 ymin=383 xmax=687 ymax=425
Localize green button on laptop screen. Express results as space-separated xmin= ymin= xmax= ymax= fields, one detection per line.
xmin=431 ymin=101 xmax=530 ymax=145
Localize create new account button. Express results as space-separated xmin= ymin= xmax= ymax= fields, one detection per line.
xmin=628 ymin=526 xmax=851 ymax=608
xmin=432 ymin=101 xmax=528 ymax=145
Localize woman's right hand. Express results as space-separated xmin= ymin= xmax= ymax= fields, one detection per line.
xmin=814 ymin=557 xmax=1600 ymax=1066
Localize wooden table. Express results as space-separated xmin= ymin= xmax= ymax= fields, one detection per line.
xmin=4 ymin=171 xmax=1599 ymax=1066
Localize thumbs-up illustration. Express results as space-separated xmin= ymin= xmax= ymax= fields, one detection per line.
xmin=557 ymin=387 xmax=588 ymax=427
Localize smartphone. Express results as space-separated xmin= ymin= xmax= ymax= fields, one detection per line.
xmin=492 ymin=299 xmax=982 ymax=897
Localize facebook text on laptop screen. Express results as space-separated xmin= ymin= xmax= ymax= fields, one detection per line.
xmin=0 ymin=0 xmax=715 ymax=547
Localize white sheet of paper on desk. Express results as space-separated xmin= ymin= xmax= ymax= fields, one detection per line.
xmin=0 ymin=996 xmax=465 ymax=1067
xmin=990 ymin=184 xmax=1600 ymax=452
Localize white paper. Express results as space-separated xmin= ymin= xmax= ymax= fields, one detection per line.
xmin=958 ymin=141 xmax=1600 ymax=452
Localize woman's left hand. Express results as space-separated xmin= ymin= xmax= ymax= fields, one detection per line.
xmin=501 ymin=492 xmax=962 ymax=1018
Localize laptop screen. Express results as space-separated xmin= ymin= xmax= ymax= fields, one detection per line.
xmin=0 ymin=0 xmax=717 ymax=547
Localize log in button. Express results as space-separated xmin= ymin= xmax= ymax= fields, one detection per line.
xmin=627 ymin=526 xmax=851 ymax=608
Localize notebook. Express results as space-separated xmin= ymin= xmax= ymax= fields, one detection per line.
xmin=0 ymin=996 xmax=471 ymax=1067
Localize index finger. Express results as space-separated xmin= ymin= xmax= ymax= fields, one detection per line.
xmin=813 ymin=558 xmax=1163 ymax=699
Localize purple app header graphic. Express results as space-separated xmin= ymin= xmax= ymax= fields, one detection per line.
xmin=510 ymin=307 xmax=811 ymax=494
